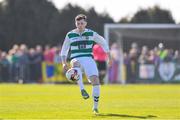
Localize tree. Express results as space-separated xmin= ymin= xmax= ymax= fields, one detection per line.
xmin=0 ymin=1 xmax=114 ymax=50
xmin=0 ymin=2 xmax=6 ymax=50
xmin=130 ymin=6 xmax=175 ymax=23
xmin=0 ymin=0 xmax=61 ymax=49
xmin=86 ymin=7 xmax=114 ymax=35
xmin=119 ymin=16 xmax=130 ymax=23
xmin=150 ymin=6 xmax=175 ymax=23
xmin=57 ymin=3 xmax=86 ymax=44
xmin=58 ymin=5 xmax=114 ymax=41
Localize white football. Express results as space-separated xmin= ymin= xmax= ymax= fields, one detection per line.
xmin=65 ymin=68 xmax=80 ymax=82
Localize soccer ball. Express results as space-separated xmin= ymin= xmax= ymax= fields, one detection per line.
xmin=65 ymin=68 xmax=80 ymax=82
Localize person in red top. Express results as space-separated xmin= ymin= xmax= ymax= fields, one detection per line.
xmin=93 ymin=44 xmax=107 ymax=84
xmin=43 ymin=45 xmax=55 ymax=63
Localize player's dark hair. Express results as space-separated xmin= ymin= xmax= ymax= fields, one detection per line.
xmin=75 ymin=14 xmax=87 ymax=22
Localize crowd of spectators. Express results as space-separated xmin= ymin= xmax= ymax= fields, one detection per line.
xmin=0 ymin=44 xmax=61 ymax=83
xmin=122 ymin=42 xmax=180 ymax=83
xmin=0 ymin=43 xmax=180 ymax=83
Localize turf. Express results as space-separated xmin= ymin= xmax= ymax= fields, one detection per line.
xmin=0 ymin=84 xmax=180 ymax=119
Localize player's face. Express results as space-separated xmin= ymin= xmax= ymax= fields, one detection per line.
xmin=75 ymin=19 xmax=87 ymax=31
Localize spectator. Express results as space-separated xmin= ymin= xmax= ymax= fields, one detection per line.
xmin=11 ymin=46 xmax=20 ymax=82
xmin=0 ymin=49 xmax=2 ymax=59
xmin=93 ymin=44 xmax=107 ymax=84
xmin=44 ymin=45 xmax=55 ymax=63
xmin=109 ymin=43 xmax=121 ymax=83
xmin=131 ymin=42 xmax=140 ymax=57
xmin=174 ymin=50 xmax=180 ymax=63
xmin=0 ymin=50 xmax=2 ymax=81
xmin=17 ymin=44 xmax=30 ymax=83
xmin=0 ymin=52 xmax=10 ymax=82
xmin=148 ymin=49 xmax=160 ymax=65
xmin=127 ymin=47 xmax=139 ymax=83
xmin=157 ymin=43 xmax=168 ymax=61
xmin=138 ymin=46 xmax=149 ymax=64
xmin=6 ymin=49 xmax=15 ymax=82
xmin=54 ymin=46 xmax=61 ymax=64
xmin=163 ymin=49 xmax=173 ymax=62
xmin=28 ymin=48 xmax=37 ymax=82
xmin=35 ymin=45 xmax=44 ymax=82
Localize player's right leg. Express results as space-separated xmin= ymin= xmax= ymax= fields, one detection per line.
xmin=70 ymin=59 xmax=89 ymax=99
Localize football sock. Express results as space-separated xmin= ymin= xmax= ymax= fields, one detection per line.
xmin=92 ymin=85 xmax=100 ymax=109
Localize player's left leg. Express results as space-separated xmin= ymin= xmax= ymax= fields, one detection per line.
xmin=89 ymin=75 xmax=100 ymax=114
xmin=80 ymin=57 xmax=100 ymax=114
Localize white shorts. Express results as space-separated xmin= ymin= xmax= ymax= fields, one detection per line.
xmin=71 ymin=57 xmax=99 ymax=79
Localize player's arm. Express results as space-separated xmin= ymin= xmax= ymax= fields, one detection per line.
xmin=93 ymin=32 xmax=112 ymax=66
xmin=60 ymin=34 xmax=70 ymax=72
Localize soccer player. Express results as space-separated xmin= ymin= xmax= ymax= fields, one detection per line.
xmin=60 ymin=14 xmax=111 ymax=114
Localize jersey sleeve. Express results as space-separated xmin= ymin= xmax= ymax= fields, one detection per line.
xmin=93 ymin=32 xmax=110 ymax=53
xmin=60 ymin=34 xmax=70 ymax=57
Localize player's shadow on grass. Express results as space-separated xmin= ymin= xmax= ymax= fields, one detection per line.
xmin=96 ymin=113 xmax=157 ymax=119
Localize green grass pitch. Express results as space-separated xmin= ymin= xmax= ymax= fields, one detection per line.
xmin=0 ymin=84 xmax=180 ymax=119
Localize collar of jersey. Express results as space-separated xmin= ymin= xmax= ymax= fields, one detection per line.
xmin=72 ymin=28 xmax=89 ymax=35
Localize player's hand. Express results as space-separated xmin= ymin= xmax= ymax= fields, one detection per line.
xmin=62 ymin=63 xmax=68 ymax=73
